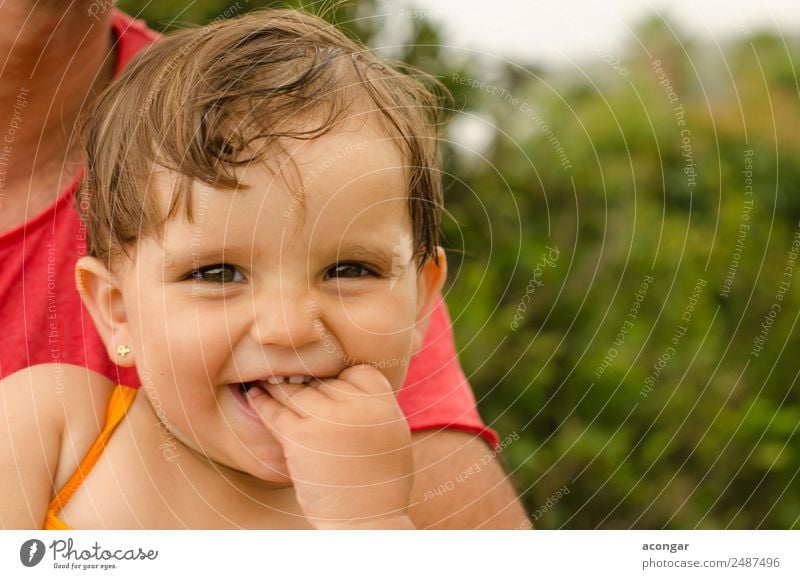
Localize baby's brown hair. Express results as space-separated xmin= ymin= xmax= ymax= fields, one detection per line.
xmin=79 ymin=8 xmax=448 ymax=269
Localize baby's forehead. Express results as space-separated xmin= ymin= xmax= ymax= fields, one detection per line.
xmin=150 ymin=116 xmax=411 ymax=229
xmin=150 ymin=157 xmax=413 ymax=267
xmin=273 ymin=115 xmax=409 ymax=186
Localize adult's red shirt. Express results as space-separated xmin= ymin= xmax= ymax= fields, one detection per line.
xmin=0 ymin=10 xmax=498 ymax=447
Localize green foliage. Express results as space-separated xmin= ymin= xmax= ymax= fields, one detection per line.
xmin=445 ymin=18 xmax=800 ymax=529
xmin=116 ymin=1 xmax=800 ymax=528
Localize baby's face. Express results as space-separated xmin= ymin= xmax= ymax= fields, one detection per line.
xmin=115 ymin=118 xmax=442 ymax=482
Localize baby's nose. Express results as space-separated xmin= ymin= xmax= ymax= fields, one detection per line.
xmin=248 ymin=290 xmax=321 ymax=350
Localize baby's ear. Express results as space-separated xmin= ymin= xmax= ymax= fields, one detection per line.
xmin=411 ymin=247 xmax=448 ymax=355
xmin=75 ymin=256 xmax=136 ymax=368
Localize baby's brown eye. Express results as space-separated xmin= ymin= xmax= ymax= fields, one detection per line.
xmin=325 ymin=262 xmax=373 ymax=280
xmin=190 ymin=264 xmax=245 ymax=283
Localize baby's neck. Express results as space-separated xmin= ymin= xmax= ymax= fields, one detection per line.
xmin=124 ymin=394 xmax=310 ymax=529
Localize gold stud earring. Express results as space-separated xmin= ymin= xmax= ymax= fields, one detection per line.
xmin=117 ymin=345 xmax=131 ymax=358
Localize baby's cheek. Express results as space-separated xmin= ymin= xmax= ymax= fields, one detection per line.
xmin=135 ymin=299 xmax=214 ymax=368
xmin=332 ymin=296 xmax=417 ymax=370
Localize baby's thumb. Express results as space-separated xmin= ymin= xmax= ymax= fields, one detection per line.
xmin=338 ymin=364 xmax=394 ymax=396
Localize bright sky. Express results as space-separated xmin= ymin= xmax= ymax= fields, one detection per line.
xmin=395 ymin=0 xmax=800 ymax=68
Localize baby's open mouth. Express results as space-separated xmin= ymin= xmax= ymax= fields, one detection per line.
xmin=237 ymin=375 xmax=316 ymax=396
xmin=238 ymin=381 xmax=263 ymax=396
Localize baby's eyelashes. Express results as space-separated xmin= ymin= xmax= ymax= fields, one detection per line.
xmin=324 ymin=262 xmax=380 ymax=280
xmin=182 ymin=261 xmax=382 ymax=285
xmin=189 ymin=264 xmax=247 ymax=284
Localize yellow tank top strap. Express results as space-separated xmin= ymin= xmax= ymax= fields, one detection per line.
xmin=45 ymin=384 xmax=138 ymax=526
xmin=43 ymin=509 xmax=71 ymax=530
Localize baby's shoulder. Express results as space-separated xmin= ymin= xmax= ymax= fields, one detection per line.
xmin=0 ymin=364 xmax=117 ymax=465
xmin=1 ymin=363 xmax=116 ymax=430
xmin=0 ymin=364 xmax=116 ymax=528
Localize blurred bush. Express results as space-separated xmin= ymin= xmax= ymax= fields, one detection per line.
xmin=118 ymin=0 xmax=800 ymax=528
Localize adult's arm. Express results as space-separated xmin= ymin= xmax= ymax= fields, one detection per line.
xmin=408 ymin=429 xmax=530 ymax=529
xmin=398 ymin=296 xmax=529 ymax=528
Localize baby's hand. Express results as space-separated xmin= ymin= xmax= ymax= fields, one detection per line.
xmin=246 ymin=365 xmax=415 ymax=529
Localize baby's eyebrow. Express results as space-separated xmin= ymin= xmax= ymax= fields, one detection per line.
xmin=160 ymin=246 xmax=228 ymax=270
xmin=330 ymin=243 xmax=395 ymax=264
xmin=159 ymin=241 xmax=401 ymax=270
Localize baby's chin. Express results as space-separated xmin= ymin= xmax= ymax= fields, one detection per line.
xmin=237 ymin=450 xmax=293 ymax=485
xmin=238 ymin=463 xmax=294 ymax=488
xmin=206 ymin=445 xmax=294 ymax=487
xmin=161 ymin=417 xmax=293 ymax=485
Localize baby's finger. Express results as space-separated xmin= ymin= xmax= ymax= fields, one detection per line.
xmin=262 ymin=382 xmax=328 ymax=417
xmin=246 ymin=386 xmax=301 ymax=431
xmin=305 ymin=377 xmax=356 ymax=402
xmin=306 ymin=379 xmax=389 ymax=410
xmin=337 ymin=365 xmax=395 ymax=396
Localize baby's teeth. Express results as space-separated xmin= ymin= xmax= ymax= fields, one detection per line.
xmin=288 ymin=375 xmax=306 ymax=384
xmin=266 ymin=376 xmax=285 ymax=385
